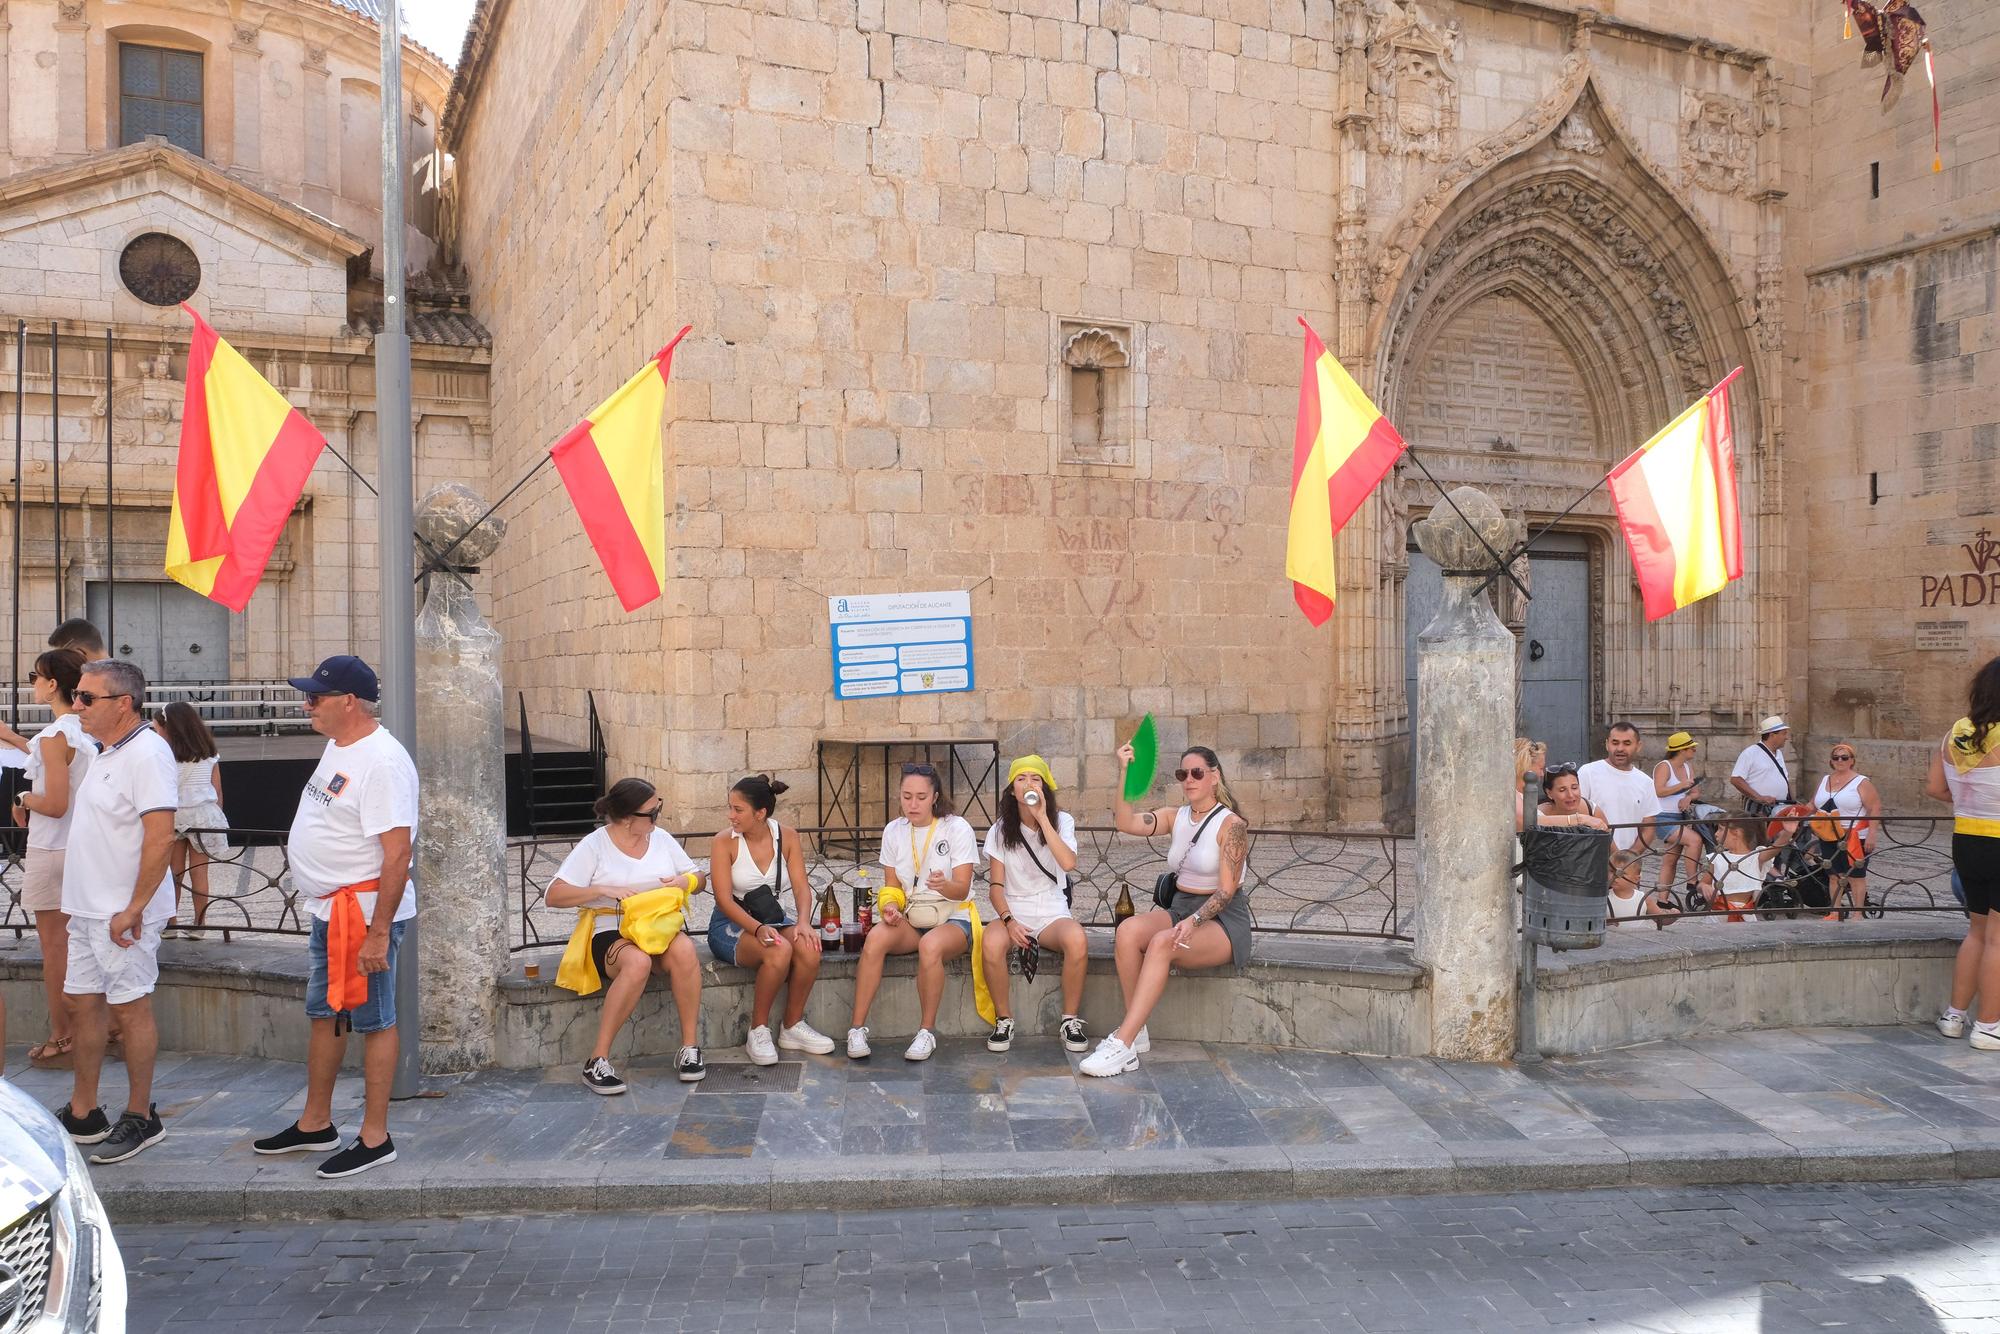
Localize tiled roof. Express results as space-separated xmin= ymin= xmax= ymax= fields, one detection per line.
xmin=326 ymin=0 xmax=386 ymax=20
xmin=348 ymin=308 xmax=492 ymax=350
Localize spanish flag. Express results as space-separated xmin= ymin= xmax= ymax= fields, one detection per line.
xmin=1288 ymin=318 xmax=1406 ymax=625
xmin=1608 ymin=368 xmax=1745 ymax=621
xmin=549 ymin=327 xmax=690 ymax=612
xmin=166 ymin=306 xmax=327 ymax=611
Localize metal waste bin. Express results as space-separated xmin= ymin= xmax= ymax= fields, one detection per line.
xmin=1519 ymin=822 xmax=1611 ymax=951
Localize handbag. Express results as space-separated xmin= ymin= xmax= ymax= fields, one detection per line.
xmin=1153 ymin=805 xmax=1225 ymax=911
xmin=737 ymin=826 xmax=790 ymax=926
xmin=904 ymin=899 xmax=953 ymax=931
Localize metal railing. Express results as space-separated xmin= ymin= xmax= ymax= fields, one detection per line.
xmin=1 ymin=680 xmax=314 ymax=736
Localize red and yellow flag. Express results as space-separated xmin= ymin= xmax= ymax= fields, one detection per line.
xmin=549 ymin=327 xmax=690 ymax=612
xmin=166 ymin=305 xmax=327 ymax=611
xmin=1288 ymin=318 xmax=1406 ymax=625
xmin=1608 ymin=368 xmax=1745 ymax=621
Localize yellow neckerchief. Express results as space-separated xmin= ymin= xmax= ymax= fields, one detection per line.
xmin=556 ymin=874 xmax=696 ymax=996
xmin=876 ymin=882 xmax=996 ymax=1026
xmin=1948 ymin=718 xmax=2000 ymax=774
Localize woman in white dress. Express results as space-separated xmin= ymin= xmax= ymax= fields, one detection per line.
xmin=157 ymin=701 xmax=229 ymax=939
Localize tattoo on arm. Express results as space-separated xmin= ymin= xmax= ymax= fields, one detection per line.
xmin=1142 ymin=811 xmax=1155 ymax=833
xmin=1221 ymin=821 xmax=1247 ymax=880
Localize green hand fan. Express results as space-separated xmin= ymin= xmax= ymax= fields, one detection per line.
xmin=1123 ymin=714 xmax=1158 ymax=803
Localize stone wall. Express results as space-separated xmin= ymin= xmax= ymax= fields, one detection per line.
xmin=450 ymin=0 xmax=1818 ymax=826
xmin=1802 ymin=0 xmax=2000 ymax=805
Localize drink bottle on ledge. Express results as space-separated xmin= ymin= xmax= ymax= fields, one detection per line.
xmin=818 ymin=882 xmax=841 ymax=947
xmin=849 ymin=871 xmax=873 ymax=953
xmin=1114 ymin=881 xmax=1136 ymax=922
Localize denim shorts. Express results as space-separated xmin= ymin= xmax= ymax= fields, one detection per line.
xmin=706 ymin=911 xmax=795 ymax=966
xmin=305 ymin=917 xmax=405 ymax=1034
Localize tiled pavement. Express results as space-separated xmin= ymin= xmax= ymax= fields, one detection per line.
xmin=119 ymin=1181 xmax=2000 ymax=1332
xmin=5 ymin=1023 xmax=1998 ymax=1220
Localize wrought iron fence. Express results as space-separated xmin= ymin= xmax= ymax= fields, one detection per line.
xmin=1 ymin=829 xmax=304 ymax=939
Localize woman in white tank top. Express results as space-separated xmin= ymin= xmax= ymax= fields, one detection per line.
xmin=1081 ymin=743 xmax=1251 ymax=1079
xmin=1927 ymin=657 xmax=2000 ymax=1047
xmin=706 ymin=774 xmax=831 ymax=1067
xmin=1651 ymin=732 xmax=1704 ymax=896
xmin=1811 ymin=743 xmax=1881 ymax=921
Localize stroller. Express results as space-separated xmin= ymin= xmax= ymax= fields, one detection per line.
xmin=1672 ymin=802 xmax=1832 ymax=919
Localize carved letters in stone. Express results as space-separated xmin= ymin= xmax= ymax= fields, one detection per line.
xmin=1681 ymin=90 xmax=1757 ymax=196
xmin=1366 ymin=1 xmax=1461 ymax=162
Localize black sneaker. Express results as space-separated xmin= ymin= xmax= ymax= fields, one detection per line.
xmin=253 ymin=1121 xmax=343 ymax=1155
xmin=55 ymin=1103 xmax=110 ymax=1144
xmin=677 ymin=1046 xmax=707 ymax=1083
xmin=986 ymin=1017 xmax=1015 ymax=1052
xmin=89 ymin=1104 xmax=164 ymax=1165
xmin=316 ymin=1135 xmax=396 ymax=1179
xmin=1060 ymin=1016 xmax=1089 ymax=1053
xmin=583 ymin=1057 xmax=627 ymax=1096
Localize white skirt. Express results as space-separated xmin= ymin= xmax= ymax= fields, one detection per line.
xmin=175 ymin=800 xmax=231 ymax=856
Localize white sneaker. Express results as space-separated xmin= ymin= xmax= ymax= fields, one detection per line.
xmin=1973 ymin=1022 xmax=2000 ymax=1052
xmin=1080 ymin=1034 xmax=1138 ymax=1078
xmin=778 ymin=1021 xmax=836 ymax=1055
xmin=1938 ymin=1010 xmax=1969 ymax=1039
xmin=903 ymin=1029 xmax=937 ymax=1062
xmin=1133 ymin=1025 xmax=1151 ymax=1054
xmin=745 ymin=1026 xmax=779 ymax=1066
xmin=846 ymin=1026 xmax=871 ymax=1059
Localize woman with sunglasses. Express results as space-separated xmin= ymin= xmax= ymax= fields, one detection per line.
xmin=846 ymin=762 xmax=978 ymax=1062
xmin=4 ymin=649 xmax=94 ymax=1069
xmin=1081 ymin=745 xmax=1249 ymax=1078
xmin=545 ymin=778 xmax=709 ymax=1092
xmin=1532 ymin=764 xmax=1611 ymax=831
xmin=1812 ymin=744 xmax=1881 ymax=921
xmin=708 ymin=774 xmax=834 ymax=1065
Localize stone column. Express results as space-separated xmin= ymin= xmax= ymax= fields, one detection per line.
xmin=412 ymin=484 xmax=509 ymax=1072
xmin=230 ymin=23 xmax=263 ymax=178
xmin=1410 ymin=486 xmax=1520 ymax=1061
xmin=54 ymin=1 xmax=86 ymax=155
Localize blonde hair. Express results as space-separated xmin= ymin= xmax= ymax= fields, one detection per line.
xmin=1183 ymin=746 xmax=1246 ymax=823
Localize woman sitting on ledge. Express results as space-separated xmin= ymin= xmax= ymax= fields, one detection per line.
xmin=546 ymin=778 xmax=708 ymax=1093
xmin=707 ymin=774 xmax=833 ymax=1065
xmin=1081 ymin=745 xmax=1250 ymax=1079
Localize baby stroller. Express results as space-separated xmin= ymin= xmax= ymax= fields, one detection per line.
xmin=1749 ymin=805 xmax=1835 ymax=919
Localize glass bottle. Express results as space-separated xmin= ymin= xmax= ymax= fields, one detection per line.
xmin=1114 ymin=881 xmax=1136 ymax=921
xmin=818 ymin=881 xmax=841 ymax=947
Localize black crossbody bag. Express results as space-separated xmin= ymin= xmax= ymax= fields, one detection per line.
xmin=1153 ymin=805 xmax=1225 ymax=911
xmin=737 ymin=826 xmax=790 ymax=926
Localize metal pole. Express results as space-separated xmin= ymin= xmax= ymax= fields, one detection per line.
xmin=377 ymin=7 xmax=420 ymax=1099
xmin=49 ymin=321 xmax=60 ymax=623
xmin=11 ymin=321 xmax=23 ymax=732
xmin=1516 ymin=930 xmax=1542 ymax=1064
xmin=103 ymin=329 xmax=114 ymax=646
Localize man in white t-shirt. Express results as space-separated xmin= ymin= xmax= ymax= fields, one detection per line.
xmin=1578 ymin=721 xmax=1658 ymax=853
xmin=1730 ymin=716 xmax=1793 ymax=816
xmin=54 ymin=658 xmax=177 ymax=1165
xmin=253 ymin=656 xmax=418 ymax=1181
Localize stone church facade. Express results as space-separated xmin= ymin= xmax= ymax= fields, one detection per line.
xmin=5 ymin=0 xmax=1994 ymax=830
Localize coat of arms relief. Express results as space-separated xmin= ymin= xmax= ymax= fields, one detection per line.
xmin=1367 ymin=1 xmax=1463 ymax=162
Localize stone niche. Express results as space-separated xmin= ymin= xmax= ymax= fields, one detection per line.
xmin=1060 ymin=320 xmax=1137 ymax=468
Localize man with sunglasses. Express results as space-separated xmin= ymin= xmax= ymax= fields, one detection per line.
xmin=54 ymin=658 xmax=177 ymax=1165
xmin=252 ymin=655 xmax=418 ymax=1179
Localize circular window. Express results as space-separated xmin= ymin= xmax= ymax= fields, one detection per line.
xmin=119 ymin=232 xmax=201 ymax=306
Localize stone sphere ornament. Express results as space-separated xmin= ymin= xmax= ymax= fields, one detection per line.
xmin=415 ymin=482 xmax=507 ymax=567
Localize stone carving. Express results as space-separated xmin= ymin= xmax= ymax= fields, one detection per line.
xmin=1379 ymin=463 xmax=1411 ymax=578
xmin=1754 ymin=256 xmax=1784 ymax=352
xmin=1555 ymin=111 xmax=1603 ymax=156
xmin=1366 ymin=1 xmax=1461 ymax=162
xmin=1413 ymin=485 xmax=1516 ymax=573
xmin=90 ymin=380 xmax=175 ymax=447
xmin=232 ymin=23 xmax=261 ymax=51
xmin=56 ymin=0 xmax=84 ymax=23
xmin=303 ymin=44 xmax=329 ymax=73
xmin=415 ymin=480 xmax=506 ymax=566
xmin=1681 ymin=90 xmax=1758 ymax=196
xmin=1062 ymin=326 xmax=1128 ymax=370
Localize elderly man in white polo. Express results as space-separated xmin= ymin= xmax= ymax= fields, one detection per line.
xmin=253 ymin=655 xmax=418 ymax=1180
xmin=1731 ymin=716 xmax=1794 ymax=818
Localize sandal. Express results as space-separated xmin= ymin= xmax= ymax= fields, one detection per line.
xmin=28 ymin=1036 xmax=74 ymax=1069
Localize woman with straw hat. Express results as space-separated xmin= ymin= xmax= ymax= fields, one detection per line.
xmin=1653 ymin=731 xmax=1705 ymax=898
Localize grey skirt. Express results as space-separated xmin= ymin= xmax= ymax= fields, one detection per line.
xmin=1166 ymin=889 xmax=1251 ymax=974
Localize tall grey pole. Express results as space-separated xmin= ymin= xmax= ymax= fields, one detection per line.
xmin=11 ymin=321 xmax=23 ymax=732
xmin=377 ymin=5 xmax=420 ymax=1098
xmin=103 ymin=329 xmax=113 ymax=646
xmin=49 ymin=322 xmax=60 ymax=622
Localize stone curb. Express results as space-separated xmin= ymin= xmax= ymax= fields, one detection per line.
xmin=93 ymin=1133 xmax=1985 ymax=1224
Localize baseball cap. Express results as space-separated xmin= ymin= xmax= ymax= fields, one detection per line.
xmin=289 ymin=654 xmax=380 ymax=702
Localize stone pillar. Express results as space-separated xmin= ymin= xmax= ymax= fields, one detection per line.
xmin=1410 ymin=486 xmax=1520 ymax=1061
xmin=231 ymin=23 xmax=263 ymax=178
xmin=412 ymin=484 xmax=509 ymax=1072
xmin=54 ymin=1 xmax=86 ymax=155
xmin=302 ymin=44 xmax=332 ymax=209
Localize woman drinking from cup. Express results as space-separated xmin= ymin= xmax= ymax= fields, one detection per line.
xmin=708 ymin=774 xmax=834 ymax=1064
xmin=980 ymin=755 xmax=1088 ymax=1054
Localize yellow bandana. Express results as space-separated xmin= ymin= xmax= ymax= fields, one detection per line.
xmin=1948 ymin=717 xmax=2000 ymax=774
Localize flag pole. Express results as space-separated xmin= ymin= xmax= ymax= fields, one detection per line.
xmin=49 ymin=321 xmax=61 ymax=623
xmin=377 ymin=2 xmax=420 ymax=1101
xmin=11 ymin=321 xmax=23 ymax=732
xmin=104 ymin=328 xmax=114 ymax=647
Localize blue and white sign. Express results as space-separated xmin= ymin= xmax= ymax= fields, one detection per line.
xmin=829 ymin=590 xmax=974 ymax=700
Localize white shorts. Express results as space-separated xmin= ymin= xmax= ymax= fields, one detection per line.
xmin=65 ymin=916 xmax=165 ymax=1005
xmin=1009 ymin=897 xmax=1076 ymax=939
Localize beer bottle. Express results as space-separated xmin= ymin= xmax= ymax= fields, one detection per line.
xmin=819 ymin=882 xmax=841 ymax=946
xmin=1114 ymin=881 xmax=1136 ymax=921
xmin=852 ymin=871 xmax=874 ymax=949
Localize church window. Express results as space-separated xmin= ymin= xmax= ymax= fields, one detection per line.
xmin=119 ymin=233 xmax=202 ymax=307
xmin=1061 ymin=325 xmax=1133 ymax=467
xmin=120 ymin=43 xmax=205 ymax=156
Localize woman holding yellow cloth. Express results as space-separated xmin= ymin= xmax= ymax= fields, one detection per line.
xmin=1929 ymin=656 xmax=2000 ymax=1051
xmin=546 ymin=778 xmax=709 ymax=1092
xmin=847 ymin=763 xmax=983 ymax=1061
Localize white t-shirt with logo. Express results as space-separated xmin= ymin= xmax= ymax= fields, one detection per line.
xmin=287 ymin=727 xmax=419 ymax=924
xmin=25 ymin=711 xmax=96 ymax=852
xmin=879 ymin=813 xmax=978 ymax=909
xmin=1578 ymin=760 xmax=1659 ymax=851
xmin=550 ymin=826 xmax=699 ymax=934
xmin=61 ymin=723 xmax=177 ymax=922
xmin=984 ymin=811 xmax=1077 ymax=928
xmin=1731 ymin=743 xmax=1791 ymax=805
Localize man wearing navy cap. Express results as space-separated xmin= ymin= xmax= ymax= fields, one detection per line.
xmin=252 ymin=655 xmax=419 ymax=1178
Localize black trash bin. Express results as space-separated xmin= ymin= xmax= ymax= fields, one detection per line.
xmin=1519 ymin=804 xmax=1611 ymax=950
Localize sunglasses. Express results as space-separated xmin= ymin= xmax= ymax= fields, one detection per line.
xmin=1831 ymin=753 xmax=1855 ymax=762
xmin=302 ymin=692 xmax=354 ymax=708
xmin=901 ymin=763 xmax=939 ymax=778
xmin=638 ymin=804 xmax=664 ymax=822
xmin=25 ymin=670 xmax=41 ymax=683
xmin=1175 ymin=766 xmax=1211 ymax=782
xmin=72 ymin=690 xmax=132 ymax=707
xmin=1544 ymin=762 xmax=1580 ymax=778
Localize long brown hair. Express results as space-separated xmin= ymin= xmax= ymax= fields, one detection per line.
xmin=156 ymin=700 xmax=218 ymax=762
xmin=1969 ymin=656 xmax=2000 ymax=749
